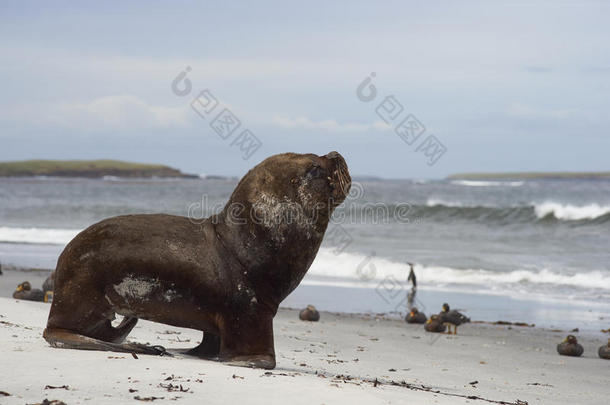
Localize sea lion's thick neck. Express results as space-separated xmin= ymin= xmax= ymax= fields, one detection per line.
xmin=213 ymin=199 xmax=330 ymax=307
xmin=210 ymin=151 xmax=350 ymax=307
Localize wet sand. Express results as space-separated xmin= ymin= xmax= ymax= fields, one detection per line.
xmin=1 ymin=297 xmax=608 ymax=404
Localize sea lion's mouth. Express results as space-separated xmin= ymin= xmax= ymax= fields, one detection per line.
xmin=324 ymin=151 xmax=351 ymax=202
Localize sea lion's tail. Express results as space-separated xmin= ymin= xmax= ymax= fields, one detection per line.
xmin=43 ymin=326 xmax=170 ymax=356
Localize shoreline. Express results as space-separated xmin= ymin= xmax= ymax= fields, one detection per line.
xmin=1 ymin=297 xmax=609 ymax=404
xmin=2 ymin=267 xmax=610 ymax=334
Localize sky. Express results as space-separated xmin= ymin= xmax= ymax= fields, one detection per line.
xmin=1 ymin=0 xmax=609 ymax=178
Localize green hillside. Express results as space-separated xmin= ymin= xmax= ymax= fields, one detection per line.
xmin=0 ymin=159 xmax=196 ymax=178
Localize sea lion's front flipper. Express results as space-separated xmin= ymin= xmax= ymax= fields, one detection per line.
xmin=220 ymin=313 xmax=276 ymax=369
xmin=43 ymin=328 xmax=171 ymax=356
xmin=224 ymin=354 xmax=276 ymax=370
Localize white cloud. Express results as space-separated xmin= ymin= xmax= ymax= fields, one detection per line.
xmin=51 ymin=94 xmax=189 ymax=130
xmin=0 ymin=95 xmax=189 ymax=133
xmin=270 ymin=116 xmax=391 ymax=133
xmin=506 ymin=102 xmax=580 ymax=120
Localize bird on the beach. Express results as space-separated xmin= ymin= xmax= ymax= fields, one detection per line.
xmin=598 ymin=338 xmax=610 ymax=359
xmin=42 ymin=271 xmax=55 ymax=302
xmin=299 ymin=305 xmax=320 ymax=322
xmin=405 ymin=307 xmax=427 ymax=324
xmin=424 ymin=314 xmax=446 ymax=333
xmin=439 ymin=303 xmax=470 ymax=335
xmin=12 ymin=281 xmax=45 ymax=302
xmin=557 ymin=335 xmax=584 ymax=357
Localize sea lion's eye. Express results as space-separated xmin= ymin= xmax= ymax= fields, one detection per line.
xmin=308 ymin=165 xmax=323 ymax=178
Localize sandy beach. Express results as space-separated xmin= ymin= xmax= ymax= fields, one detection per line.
xmin=1 ymin=297 xmax=608 ymax=405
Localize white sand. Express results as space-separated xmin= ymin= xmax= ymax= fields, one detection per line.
xmin=1 ymin=297 xmax=608 ymax=405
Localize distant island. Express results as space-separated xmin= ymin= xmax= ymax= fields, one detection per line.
xmin=0 ymin=159 xmax=198 ymax=178
xmin=448 ymin=171 xmax=610 ymax=181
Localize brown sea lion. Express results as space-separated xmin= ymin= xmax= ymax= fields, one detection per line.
xmin=43 ymin=151 xmax=350 ymax=369
xmin=557 ymin=335 xmax=584 ymax=357
xmin=299 ymin=305 xmax=320 ymax=322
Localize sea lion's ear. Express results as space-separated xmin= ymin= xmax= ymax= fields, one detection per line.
xmin=308 ymin=166 xmax=323 ymax=178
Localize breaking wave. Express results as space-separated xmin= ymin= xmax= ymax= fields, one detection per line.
xmin=451 ymin=180 xmax=524 ymax=187
xmin=533 ymin=202 xmax=610 ymax=221
xmin=0 ymin=227 xmax=79 ymax=245
xmin=308 ymin=248 xmax=610 ymax=291
xmin=415 ymin=200 xmax=610 ymax=224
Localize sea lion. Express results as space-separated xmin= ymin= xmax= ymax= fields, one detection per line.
xmin=43 ymin=151 xmax=350 ymax=369
xmin=299 ymin=305 xmax=320 ymax=322
xmin=557 ymin=335 xmax=583 ymax=357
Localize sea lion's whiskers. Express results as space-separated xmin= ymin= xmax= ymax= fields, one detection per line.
xmin=336 ymin=166 xmax=350 ymax=195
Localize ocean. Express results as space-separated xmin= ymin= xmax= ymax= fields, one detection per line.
xmin=1 ymin=176 xmax=609 ymax=331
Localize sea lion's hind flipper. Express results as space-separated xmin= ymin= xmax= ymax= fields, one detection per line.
xmin=43 ymin=328 xmax=170 ymax=356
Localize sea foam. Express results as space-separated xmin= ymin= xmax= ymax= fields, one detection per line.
xmin=451 ymin=180 xmax=524 ymax=187
xmin=534 ymin=202 xmax=610 ymax=220
xmin=0 ymin=227 xmax=79 ymax=245
xmin=308 ymin=248 xmax=610 ymax=290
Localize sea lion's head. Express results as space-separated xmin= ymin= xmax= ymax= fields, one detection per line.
xmin=225 ymin=151 xmax=351 ymax=241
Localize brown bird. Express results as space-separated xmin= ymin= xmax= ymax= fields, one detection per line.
xmin=439 ymin=303 xmax=470 ymax=335
xmin=13 ymin=281 xmax=45 ymax=302
xmin=557 ymin=335 xmax=584 ymax=357
xmin=424 ymin=314 xmax=446 ymax=333
xmin=42 ymin=271 xmax=55 ymax=302
xmin=299 ymin=305 xmax=320 ymax=322
xmin=405 ymin=307 xmax=427 ymax=324
xmin=598 ymin=338 xmax=610 ymax=359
